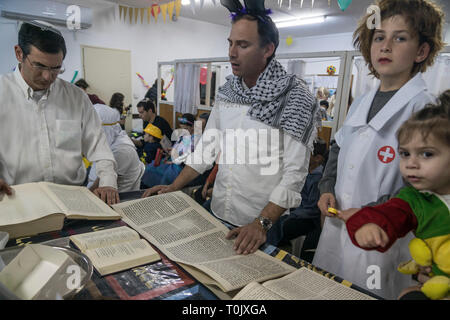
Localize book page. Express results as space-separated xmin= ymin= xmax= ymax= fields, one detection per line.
xmin=258 ymin=267 xmax=376 ymax=300
xmin=69 ymin=226 xmax=139 ymax=251
xmin=40 ymin=182 xmax=120 ymax=218
xmin=233 ymin=282 xmax=285 ymax=300
xmin=0 ymin=183 xmax=61 ymax=226
xmin=113 ymin=192 xmax=296 ymax=292
xmin=85 ymin=239 xmax=160 ymax=276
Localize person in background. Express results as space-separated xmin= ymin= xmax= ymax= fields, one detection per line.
xmin=316 ymin=86 xmax=330 ymax=103
xmin=145 ymin=78 xmax=166 ymax=104
xmin=74 ymin=78 xmax=105 ymax=105
xmin=133 ymin=98 xmax=173 ymax=149
xmin=141 ymin=113 xmax=199 ymax=188
xmin=109 ymin=92 xmax=129 ymax=130
xmin=319 ymin=100 xmax=330 ymax=121
xmin=266 ymin=138 xmax=328 ymax=249
xmin=88 ymin=104 xmax=145 ymax=192
xmin=142 ymin=123 xmax=163 ymax=165
xmin=313 ymin=0 xmax=445 ymax=299
xmin=0 ymin=21 xmax=119 ymax=204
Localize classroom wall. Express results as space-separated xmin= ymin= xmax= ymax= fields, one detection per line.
xmin=0 ymin=7 xmax=230 ymax=109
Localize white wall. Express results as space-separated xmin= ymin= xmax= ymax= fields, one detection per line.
xmin=0 ymin=6 xmax=230 ymax=109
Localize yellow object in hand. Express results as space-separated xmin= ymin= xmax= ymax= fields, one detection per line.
xmin=397 ymin=259 xmax=420 ymax=275
xmin=421 ymin=276 xmax=450 ymax=300
xmin=328 ymin=207 xmax=338 ymax=215
xmin=409 ymin=238 xmax=432 ymax=267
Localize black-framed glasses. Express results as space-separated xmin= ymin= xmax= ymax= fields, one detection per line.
xmin=25 ymin=56 xmax=65 ymax=75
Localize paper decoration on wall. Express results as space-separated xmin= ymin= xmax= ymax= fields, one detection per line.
xmin=136 ymin=72 xmax=150 ymax=89
xmin=164 ymin=75 xmax=174 ymax=91
xmin=327 ymin=65 xmax=336 ymax=75
xmin=140 ymin=8 xmax=145 ymax=23
xmin=71 ymin=71 xmax=78 ymax=83
xmin=200 ymin=67 xmax=208 ymax=85
xmin=337 ymin=0 xmax=352 ymax=11
xmin=161 ymin=4 xmax=168 ymax=22
xmin=286 ymin=36 xmax=293 ymax=46
xmin=117 ymin=1 xmax=182 ymax=25
xmin=168 ymin=1 xmax=175 ymax=20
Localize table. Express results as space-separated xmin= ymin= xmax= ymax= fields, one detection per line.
xmin=3 ymin=191 xmax=381 ymax=300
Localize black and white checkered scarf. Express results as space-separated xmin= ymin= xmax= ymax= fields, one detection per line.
xmin=216 ymin=58 xmax=320 ymax=147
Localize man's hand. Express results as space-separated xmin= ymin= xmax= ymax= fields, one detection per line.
xmin=337 ymin=208 xmax=359 ymax=222
xmin=226 ymin=219 xmax=266 ymax=255
xmin=93 ymin=186 xmax=120 ymax=205
xmin=142 ymin=184 xmax=175 ymax=198
xmin=318 ymin=193 xmax=337 ymax=218
xmin=354 ymin=223 xmax=389 ymax=249
xmin=201 ymin=182 xmax=211 ymax=199
xmin=0 ymin=179 xmax=13 ymax=201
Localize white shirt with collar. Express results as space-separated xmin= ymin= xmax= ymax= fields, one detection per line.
xmin=0 ymin=66 xmax=117 ymax=188
xmin=186 ymin=96 xmax=311 ymax=227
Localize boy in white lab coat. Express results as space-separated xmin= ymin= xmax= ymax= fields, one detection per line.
xmin=313 ymin=0 xmax=445 ymax=299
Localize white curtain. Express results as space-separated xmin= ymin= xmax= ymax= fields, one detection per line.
xmin=422 ymin=54 xmax=450 ymax=96
xmin=352 ymin=57 xmax=379 ymax=99
xmin=174 ymin=63 xmax=200 ymax=114
xmin=287 ymin=59 xmax=306 ymax=78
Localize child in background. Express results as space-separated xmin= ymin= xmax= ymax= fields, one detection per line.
xmin=142 ymin=124 xmax=163 ymax=165
xmin=313 ymin=0 xmax=445 ymax=299
xmin=345 ymin=90 xmax=450 ymax=299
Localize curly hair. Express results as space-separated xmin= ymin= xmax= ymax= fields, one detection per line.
xmin=353 ymin=0 xmax=445 ymax=78
xmin=397 ymin=90 xmax=450 ymax=146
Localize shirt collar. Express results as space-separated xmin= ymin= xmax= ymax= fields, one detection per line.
xmin=13 ymin=64 xmax=54 ymax=100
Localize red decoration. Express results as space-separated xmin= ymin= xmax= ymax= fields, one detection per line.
xmin=151 ymin=4 xmax=160 ymax=17
xmin=200 ymin=67 xmax=208 ymax=85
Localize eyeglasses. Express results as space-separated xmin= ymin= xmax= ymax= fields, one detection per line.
xmin=25 ymin=56 xmax=65 ymax=75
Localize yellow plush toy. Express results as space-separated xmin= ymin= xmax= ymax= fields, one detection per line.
xmin=398 ymin=238 xmax=450 ymax=300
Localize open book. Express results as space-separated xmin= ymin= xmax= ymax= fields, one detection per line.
xmin=112 ymin=191 xmax=296 ymax=292
xmin=0 ymin=182 xmax=121 ymax=239
xmin=233 ymin=267 xmax=376 ymax=300
xmin=69 ymin=226 xmax=160 ymax=276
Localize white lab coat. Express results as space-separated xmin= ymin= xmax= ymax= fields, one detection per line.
xmin=313 ymin=73 xmax=436 ymax=299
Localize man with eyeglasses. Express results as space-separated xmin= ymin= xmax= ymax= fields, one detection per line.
xmin=0 ymin=21 xmax=120 ymax=205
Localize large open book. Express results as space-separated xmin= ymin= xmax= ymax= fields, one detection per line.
xmin=69 ymin=226 xmax=160 ymax=276
xmin=233 ymin=267 xmax=376 ymax=300
xmin=112 ymin=191 xmax=296 ymax=292
xmin=0 ymin=182 xmax=121 ymax=239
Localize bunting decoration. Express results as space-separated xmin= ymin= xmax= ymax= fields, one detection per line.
xmin=117 ymin=0 xmax=182 ymax=25
xmin=136 ymin=73 xmax=151 ymax=90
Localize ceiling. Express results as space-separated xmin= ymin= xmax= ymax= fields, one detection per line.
xmin=58 ymin=0 xmax=449 ymax=38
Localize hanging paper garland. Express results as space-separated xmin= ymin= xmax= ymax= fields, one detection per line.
xmin=71 ymin=70 xmax=78 ymax=83
xmin=136 ymin=72 xmax=150 ymax=89
xmin=164 ymin=75 xmax=174 ymax=91
xmin=337 ymin=0 xmax=352 ymax=11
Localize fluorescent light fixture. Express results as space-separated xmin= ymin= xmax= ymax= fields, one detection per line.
xmin=275 ymin=15 xmax=326 ymax=28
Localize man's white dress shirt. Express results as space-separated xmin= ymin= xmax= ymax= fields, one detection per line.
xmin=0 ymin=67 xmax=117 ymax=188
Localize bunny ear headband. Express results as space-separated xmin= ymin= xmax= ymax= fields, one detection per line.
xmin=220 ymin=0 xmax=272 ymax=21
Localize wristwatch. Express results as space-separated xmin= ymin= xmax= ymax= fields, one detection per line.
xmin=256 ymin=216 xmax=273 ymax=232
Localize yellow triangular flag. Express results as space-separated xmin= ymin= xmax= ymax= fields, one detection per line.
xmin=175 ymin=0 xmax=181 ymax=19
xmin=140 ymin=8 xmax=145 ymax=24
xmin=160 ymin=4 xmax=168 ymax=23
xmin=134 ymin=8 xmax=139 ymax=23
xmin=152 ymin=5 xmax=159 ymax=23
xmin=167 ymin=1 xmax=175 ymax=21
xmin=147 ymin=7 xmax=152 ymax=23
xmin=123 ymin=6 xmax=128 ymax=22
xmin=119 ymin=5 xmax=124 ymax=20
xmin=129 ymin=6 xmax=133 ymax=23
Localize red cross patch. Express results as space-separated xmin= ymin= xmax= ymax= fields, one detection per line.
xmin=377 ymin=146 xmax=395 ymax=163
